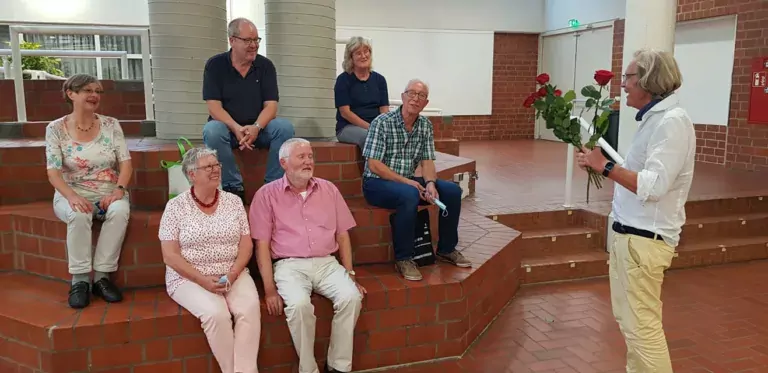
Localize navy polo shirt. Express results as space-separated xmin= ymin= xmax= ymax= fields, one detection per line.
xmin=202 ymin=50 xmax=279 ymax=125
xmin=334 ymin=71 xmax=389 ymax=133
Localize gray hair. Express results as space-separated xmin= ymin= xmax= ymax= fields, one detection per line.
xmin=228 ymin=17 xmax=255 ymax=38
xmin=404 ymin=78 xmax=429 ymax=94
xmin=632 ymin=49 xmax=683 ymax=98
xmin=181 ymin=147 xmax=218 ymax=181
xmin=342 ymin=36 xmax=373 ymax=74
xmin=278 ymin=138 xmax=311 ymax=159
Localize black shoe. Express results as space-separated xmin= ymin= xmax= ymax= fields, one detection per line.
xmin=68 ymin=281 xmax=90 ymax=309
xmin=92 ymin=278 xmax=123 ymax=303
xmin=223 ymin=186 xmax=246 ymax=204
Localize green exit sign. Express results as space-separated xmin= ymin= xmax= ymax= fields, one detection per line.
xmin=568 ymin=19 xmax=580 ymax=28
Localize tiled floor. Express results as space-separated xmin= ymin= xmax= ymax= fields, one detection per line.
xmin=384 ymin=260 xmax=768 ymax=373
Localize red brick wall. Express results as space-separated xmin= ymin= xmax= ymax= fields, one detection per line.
xmin=446 ymin=33 xmax=540 ymax=141
xmin=0 ymin=80 xmax=146 ymax=122
xmin=612 ymin=0 xmax=768 ymax=170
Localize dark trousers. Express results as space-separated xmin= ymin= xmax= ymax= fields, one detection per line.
xmin=362 ymin=177 xmax=461 ymax=261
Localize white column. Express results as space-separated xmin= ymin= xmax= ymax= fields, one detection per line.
xmin=148 ymin=0 xmax=228 ymax=140
xmin=265 ymin=0 xmax=336 ymax=138
xmin=616 ymin=0 xmax=678 ymax=156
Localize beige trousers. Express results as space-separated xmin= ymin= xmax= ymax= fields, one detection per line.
xmin=171 ymin=270 xmax=261 ymax=373
xmin=610 ymin=233 xmax=676 ymax=373
xmin=274 ymin=256 xmax=363 ymax=373
xmin=53 ymin=191 xmax=130 ymax=274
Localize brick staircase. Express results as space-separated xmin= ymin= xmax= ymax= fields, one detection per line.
xmin=0 ymin=130 xmax=530 ymax=373
xmin=493 ymin=196 xmax=768 ymax=285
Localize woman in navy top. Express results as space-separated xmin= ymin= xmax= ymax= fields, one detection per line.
xmin=334 ymin=37 xmax=390 ymax=150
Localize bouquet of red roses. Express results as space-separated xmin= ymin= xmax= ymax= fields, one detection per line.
xmin=523 ymin=70 xmax=615 ymax=203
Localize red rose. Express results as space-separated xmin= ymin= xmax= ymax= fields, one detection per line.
xmin=594 ymin=70 xmax=614 ymax=86
xmin=554 ymin=89 xmax=562 ymax=96
xmin=536 ymin=73 xmax=550 ymax=85
xmin=523 ymin=94 xmax=536 ymax=108
xmin=537 ymin=87 xmax=547 ymax=97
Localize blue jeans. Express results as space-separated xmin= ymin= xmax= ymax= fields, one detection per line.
xmin=362 ymin=177 xmax=462 ymax=261
xmin=202 ymin=118 xmax=295 ymax=187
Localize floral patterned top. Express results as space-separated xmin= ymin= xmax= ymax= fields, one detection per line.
xmin=45 ymin=114 xmax=131 ymax=201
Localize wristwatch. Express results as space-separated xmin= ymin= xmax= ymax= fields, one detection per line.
xmin=602 ymin=161 xmax=615 ymax=177
xmin=347 ymin=269 xmax=356 ymax=276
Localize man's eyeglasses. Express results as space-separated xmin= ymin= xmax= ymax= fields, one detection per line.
xmin=622 ymin=73 xmax=638 ymax=81
xmin=404 ymin=90 xmax=428 ymax=100
xmin=233 ymin=36 xmax=262 ymax=45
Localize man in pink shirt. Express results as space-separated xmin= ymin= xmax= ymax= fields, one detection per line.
xmin=250 ymin=138 xmax=366 ymax=373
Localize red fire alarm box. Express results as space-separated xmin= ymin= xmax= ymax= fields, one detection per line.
xmin=748 ymin=57 xmax=768 ymax=125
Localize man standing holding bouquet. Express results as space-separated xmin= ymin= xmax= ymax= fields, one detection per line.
xmin=576 ymin=49 xmax=695 ymax=373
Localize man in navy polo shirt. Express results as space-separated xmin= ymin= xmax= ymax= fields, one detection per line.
xmin=202 ymin=17 xmax=295 ymax=202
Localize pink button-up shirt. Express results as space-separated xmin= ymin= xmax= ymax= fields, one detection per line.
xmin=249 ymin=176 xmax=356 ymax=259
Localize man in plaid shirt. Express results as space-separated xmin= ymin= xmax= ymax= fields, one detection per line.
xmin=361 ymin=79 xmax=470 ymax=281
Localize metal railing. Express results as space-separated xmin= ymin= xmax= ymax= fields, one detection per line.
xmin=0 ymin=49 xmax=130 ymax=80
xmin=563 ymin=116 xmax=625 ymax=208
xmin=8 ymin=24 xmax=153 ymax=122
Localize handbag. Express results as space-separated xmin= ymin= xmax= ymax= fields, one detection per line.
xmin=389 ymin=208 xmax=436 ymax=266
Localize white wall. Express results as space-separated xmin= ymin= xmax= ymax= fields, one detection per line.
xmin=544 ymin=0 xmax=624 ymax=31
xmin=4 ymin=0 xmax=545 ymax=31
xmin=2 ymin=0 xmax=149 ymax=26
xmin=337 ymin=0 xmax=544 ymax=33
xmin=673 ymin=16 xmax=737 ymax=126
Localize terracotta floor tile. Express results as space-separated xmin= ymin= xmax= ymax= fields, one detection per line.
xmin=383 ymin=260 xmax=768 ymax=372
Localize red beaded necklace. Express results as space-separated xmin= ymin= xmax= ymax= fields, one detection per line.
xmin=190 ymin=186 xmax=219 ymax=208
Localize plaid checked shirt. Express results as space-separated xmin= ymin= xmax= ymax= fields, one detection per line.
xmin=362 ymin=106 xmax=436 ymax=179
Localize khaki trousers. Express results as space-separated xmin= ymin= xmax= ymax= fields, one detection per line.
xmin=610 ymin=233 xmax=676 ymax=373
xmin=274 ymin=256 xmax=363 ymax=373
xmin=53 ymin=191 xmax=130 ymax=275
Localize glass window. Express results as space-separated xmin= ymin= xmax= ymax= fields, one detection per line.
xmin=24 ymin=33 xmax=97 ymax=77
xmin=100 ymin=35 xmax=142 ymax=54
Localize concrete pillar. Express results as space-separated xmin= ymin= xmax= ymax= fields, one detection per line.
xmin=265 ymin=0 xmax=336 ymax=138
xmin=616 ymin=0 xmax=678 ymax=156
xmin=148 ymin=0 xmax=228 ymax=140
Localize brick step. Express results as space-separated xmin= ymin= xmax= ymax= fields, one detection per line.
xmin=0 ymin=200 xmax=439 ymax=287
xmin=520 ymin=251 xmax=608 ymax=284
xmin=519 ymin=226 xmax=603 ymax=258
xmin=0 ymin=138 xmax=475 ymax=210
xmin=0 ymin=209 xmax=521 ymax=373
xmin=684 ymin=196 xmax=768 ymax=219
xmin=521 ymin=235 xmax=768 ymax=285
xmin=680 ymin=212 xmax=768 ymax=244
xmin=671 ymin=235 xmax=768 ymax=270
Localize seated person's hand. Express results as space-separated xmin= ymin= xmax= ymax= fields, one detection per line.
xmin=405 ymin=179 xmax=427 ymax=200
xmin=67 ymin=193 xmax=94 ymax=214
xmin=200 ymin=275 xmax=227 ymax=294
xmin=234 ymin=125 xmax=255 ymax=150
xmin=264 ymin=288 xmax=284 ymax=316
xmin=239 ymin=124 xmax=262 ymax=150
xmin=425 ymin=182 xmax=439 ymax=203
xmin=226 ymin=268 xmax=240 ymax=285
xmin=99 ymin=187 xmax=124 ymax=211
xmin=355 ymin=281 xmax=367 ymax=298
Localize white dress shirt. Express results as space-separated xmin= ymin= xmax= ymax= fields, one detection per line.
xmin=611 ymin=93 xmax=696 ymax=248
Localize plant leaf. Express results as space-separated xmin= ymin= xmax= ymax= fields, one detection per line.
xmin=563 ymin=90 xmax=576 ymax=102
xmin=581 ymin=85 xmax=601 ymax=100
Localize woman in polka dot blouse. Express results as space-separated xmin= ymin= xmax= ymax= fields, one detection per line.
xmin=158 ymin=147 xmax=261 ymax=373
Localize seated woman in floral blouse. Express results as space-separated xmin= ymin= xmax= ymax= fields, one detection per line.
xmin=45 ymin=74 xmax=132 ymax=309
xmin=158 ymin=147 xmax=261 ymax=373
